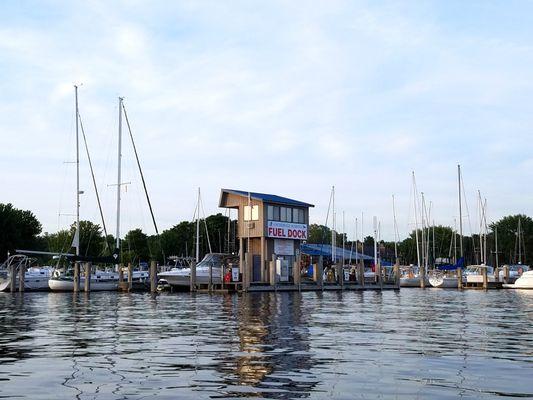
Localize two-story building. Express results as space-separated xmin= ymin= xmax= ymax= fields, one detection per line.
xmin=219 ymin=189 xmax=314 ymax=285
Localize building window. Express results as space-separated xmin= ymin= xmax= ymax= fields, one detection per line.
xmin=299 ymin=209 xmax=305 ymax=224
xmin=293 ymin=208 xmax=299 ymax=223
xmin=244 ymin=205 xmax=259 ymax=221
xmin=267 ymin=205 xmax=274 ymax=220
xmin=280 ymin=207 xmax=288 ymax=222
xmin=273 ymin=206 xmax=280 ymax=221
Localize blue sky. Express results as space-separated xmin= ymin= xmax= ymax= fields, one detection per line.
xmin=1 ymin=1 xmax=533 ymax=240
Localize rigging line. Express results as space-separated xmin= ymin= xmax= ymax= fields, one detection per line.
xmin=122 ymin=102 xmax=164 ymax=262
xmin=121 ymin=103 xmax=159 ymax=236
xmin=320 ymin=186 xmax=334 ymax=252
xmin=199 ymin=191 xmax=213 ymax=254
xmin=78 ymin=114 xmax=110 ymax=253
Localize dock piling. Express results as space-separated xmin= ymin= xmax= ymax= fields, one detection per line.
xmin=10 ymin=265 xmax=16 ymax=293
xmin=190 ymin=260 xmax=196 ymax=291
xmin=150 ymin=261 xmax=157 ymax=293
xmin=503 ymin=265 xmax=509 ymax=284
xmin=127 ymin=263 xmax=133 ymax=291
xmin=457 ymin=267 xmax=462 ymax=289
xmin=19 ymin=264 xmax=25 ymax=292
xmin=317 ymin=256 xmax=324 ymax=289
xmin=420 ymin=265 xmax=426 ymax=288
xmin=73 ymin=262 xmax=80 ymax=292
xmin=84 ymin=262 xmax=91 ymax=292
xmin=482 ymin=265 xmax=488 ymax=290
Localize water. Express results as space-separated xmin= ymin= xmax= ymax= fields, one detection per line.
xmin=0 ymin=289 xmax=532 ymax=399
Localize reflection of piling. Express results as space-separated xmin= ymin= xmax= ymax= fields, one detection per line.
xmin=84 ymin=262 xmax=91 ymax=292
xmin=19 ymin=264 xmax=25 ymax=292
xmin=150 ymin=261 xmax=157 ymax=293
xmin=73 ymin=262 xmax=80 ymax=292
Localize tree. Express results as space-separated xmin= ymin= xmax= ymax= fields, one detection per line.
xmin=122 ymin=228 xmax=149 ymax=264
xmin=490 ymin=214 xmax=533 ymax=264
xmin=0 ymin=203 xmax=42 ymax=260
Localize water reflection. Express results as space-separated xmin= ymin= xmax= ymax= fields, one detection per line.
xmin=0 ymin=290 xmax=532 ymax=399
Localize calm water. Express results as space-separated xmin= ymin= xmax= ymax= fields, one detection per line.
xmin=0 ymin=289 xmax=532 ymax=399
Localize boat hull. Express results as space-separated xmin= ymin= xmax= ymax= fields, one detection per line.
xmin=49 ymin=278 xmax=118 ymax=291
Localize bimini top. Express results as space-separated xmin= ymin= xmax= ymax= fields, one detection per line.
xmin=219 ymin=189 xmax=314 ymax=208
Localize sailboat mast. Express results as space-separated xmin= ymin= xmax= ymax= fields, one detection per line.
xmin=75 ymin=85 xmax=80 ymax=257
xmin=518 ymin=217 xmax=522 ymax=264
xmin=196 ymin=187 xmax=200 ymax=263
xmin=392 ymin=194 xmax=398 ymax=262
xmin=115 ymin=97 xmax=123 ymax=252
xmin=412 ymin=172 xmax=421 ymax=269
xmin=458 ymin=165 xmax=464 ymax=258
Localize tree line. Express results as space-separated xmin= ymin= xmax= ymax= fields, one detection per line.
xmin=2 ymin=202 xmax=532 ymax=266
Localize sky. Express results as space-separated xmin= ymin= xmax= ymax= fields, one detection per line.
xmin=1 ymin=0 xmax=533 ymax=241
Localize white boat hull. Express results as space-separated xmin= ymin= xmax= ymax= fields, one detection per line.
xmin=49 ymin=278 xmax=118 ymax=291
xmin=429 ymin=275 xmax=464 ymax=288
xmin=158 ymin=268 xmax=222 ymax=287
xmin=400 ymin=276 xmax=430 ymax=287
xmin=0 ymin=268 xmax=53 ymax=292
xmin=503 ymin=271 xmax=533 ymax=289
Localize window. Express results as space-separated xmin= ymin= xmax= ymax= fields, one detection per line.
xmin=267 ymin=205 xmax=274 ymax=220
xmin=299 ymin=209 xmax=305 ymax=224
xmin=273 ymin=206 xmax=280 ymax=221
xmin=280 ymin=207 xmax=287 ymax=222
xmin=293 ymin=208 xmax=298 ymax=223
xmin=244 ymin=205 xmax=259 ymax=221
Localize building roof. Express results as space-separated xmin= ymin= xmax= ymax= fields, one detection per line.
xmin=300 ymin=243 xmax=374 ymax=261
xmin=220 ymin=189 xmax=314 ymax=208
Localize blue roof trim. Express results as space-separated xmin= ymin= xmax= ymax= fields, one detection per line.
xmin=300 ymin=243 xmax=374 ymax=261
xmin=221 ymin=189 xmax=314 ymax=207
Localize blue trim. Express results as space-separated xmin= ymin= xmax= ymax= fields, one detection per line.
xmin=221 ymin=189 xmax=314 ymax=207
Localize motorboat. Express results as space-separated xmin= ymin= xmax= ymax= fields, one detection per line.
xmin=0 ymin=255 xmax=53 ymax=292
xmin=158 ymin=253 xmax=232 ymax=288
xmin=503 ymin=270 xmax=533 ymax=289
xmin=465 ymin=264 xmax=495 ymax=285
xmin=499 ymin=264 xmax=530 ymax=284
xmin=49 ymin=268 xmax=120 ymax=291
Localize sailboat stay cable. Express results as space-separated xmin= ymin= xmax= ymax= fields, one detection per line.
xmin=121 ymin=103 xmax=159 ymax=236
xmin=78 ymin=114 xmax=110 ymax=253
xmin=199 ymin=190 xmax=213 ymax=254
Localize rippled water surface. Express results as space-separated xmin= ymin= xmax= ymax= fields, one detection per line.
xmin=1 ymin=289 xmax=532 ymax=399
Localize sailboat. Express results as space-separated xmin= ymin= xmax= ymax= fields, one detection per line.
xmin=0 ymin=255 xmax=52 ymax=292
xmin=429 ymin=165 xmax=466 ymax=288
xmin=49 ymin=93 xmax=153 ymax=291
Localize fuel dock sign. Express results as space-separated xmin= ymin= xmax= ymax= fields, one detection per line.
xmin=267 ymin=221 xmax=307 ymax=240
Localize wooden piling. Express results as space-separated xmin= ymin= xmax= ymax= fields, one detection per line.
xmin=420 ymin=265 xmax=426 ymax=288
xmin=73 ymin=262 xmax=80 ymax=292
xmin=243 ymin=252 xmax=250 ymax=291
xmin=190 ymin=260 xmax=197 ymax=292
xmin=317 ymin=256 xmax=324 ymax=289
xmin=393 ymin=264 xmax=400 ymax=288
xmin=493 ymin=266 xmax=499 ymax=283
xmin=127 ymin=263 xmax=133 ymax=291
xmin=359 ymin=262 xmax=365 ymax=288
xmin=457 ymin=267 xmax=462 ymax=289
xmin=293 ymin=261 xmax=301 ymax=289
xmin=208 ymin=262 xmax=213 ymax=292
xmin=10 ymin=265 xmax=16 ymax=293
xmin=150 ymin=261 xmax=157 ymax=293
xmin=503 ymin=265 xmax=509 ymax=284
xmin=19 ymin=264 xmax=26 ymax=292
xmin=84 ymin=262 xmax=91 ymax=292
xmin=337 ymin=264 xmax=344 ymax=287
xmin=378 ymin=262 xmax=383 ymax=290
xmin=269 ymin=254 xmax=277 ymax=286
xmin=482 ymin=265 xmax=488 ymax=290
xmin=119 ymin=264 xmax=124 ymax=283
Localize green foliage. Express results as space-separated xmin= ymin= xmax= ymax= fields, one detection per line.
xmin=0 ymin=203 xmax=42 ymax=260
xmin=122 ymin=228 xmax=149 ymax=264
xmin=490 ymin=214 xmax=533 ymax=264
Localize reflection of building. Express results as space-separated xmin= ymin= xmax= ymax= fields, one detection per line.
xmin=219 ymin=292 xmax=317 ymax=398
xmin=219 ymin=189 xmax=314 ymax=285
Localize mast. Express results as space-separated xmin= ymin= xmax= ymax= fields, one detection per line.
xmin=495 ymin=226 xmax=499 ymax=271
xmin=196 ymin=187 xmax=200 ymax=263
xmin=412 ymin=172 xmax=421 ymax=269
xmin=373 ymin=216 xmax=378 ymax=270
xmin=392 ymin=194 xmax=398 ymax=263
xmin=518 ymin=217 xmax=522 ymax=264
xmin=74 ymin=85 xmax=80 ymax=257
xmin=116 ymin=97 xmax=124 ymax=253
xmin=331 ymin=186 xmax=336 ymax=263
xmin=421 ymin=192 xmax=426 ymax=268
xmin=342 ymin=211 xmax=345 ymax=266
xmin=458 ymin=165 xmax=464 ymax=259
